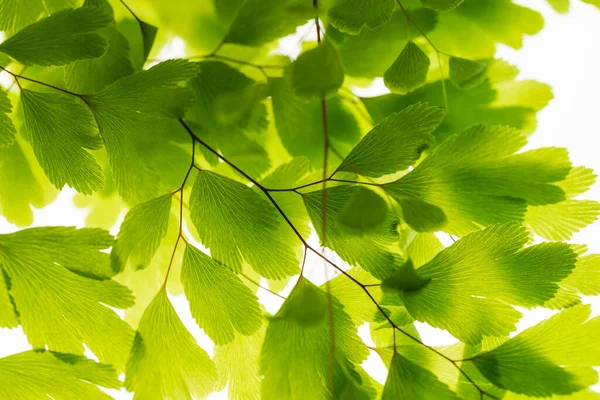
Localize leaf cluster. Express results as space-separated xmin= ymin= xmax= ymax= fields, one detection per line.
xmin=1 ymin=0 xmax=600 ymax=399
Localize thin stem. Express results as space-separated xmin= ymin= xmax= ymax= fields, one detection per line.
xmin=396 ymin=0 xmax=449 ymax=112
xmin=119 ymin=0 xmax=142 ymax=23
xmin=163 ymin=137 xmax=197 ymax=287
xmin=0 ymin=66 xmax=84 ymax=98
xmin=240 ymin=273 xmax=287 ymax=300
xmin=396 ymin=0 xmax=438 ymax=52
xmin=299 ymin=246 xmax=308 ymax=276
xmin=189 ymin=54 xmax=285 ymax=71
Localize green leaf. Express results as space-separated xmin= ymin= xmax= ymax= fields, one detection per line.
xmin=364 ymin=59 xmax=553 ymax=143
xmin=261 ymin=277 xmax=368 ymax=399
xmin=181 ymin=244 xmax=262 ymax=345
xmin=392 ymin=223 xmax=577 ymax=344
xmin=449 ymin=56 xmax=488 ymax=89
xmin=125 ymin=290 xmax=218 ymax=399
xmin=428 ymin=0 xmax=544 ymax=59
xmin=139 ymin=20 xmax=158 ymax=61
xmin=87 ymin=59 xmax=197 ymax=203
xmin=0 ymin=0 xmax=45 ymax=34
xmin=65 ymin=2 xmax=134 ymax=93
xmin=304 ymin=185 xmax=402 ymax=279
xmin=382 ymin=352 xmax=458 ymax=400
xmin=333 ymin=8 xmax=438 ymax=78
xmin=420 ymin=0 xmax=464 ymax=11
xmin=270 ymin=77 xmax=361 ymax=167
xmin=396 ymin=197 xmax=447 ymax=232
xmin=384 ymin=41 xmax=431 ymax=94
xmin=214 ymin=325 xmax=265 ymax=400
xmin=328 ymin=0 xmax=395 ymax=34
xmin=472 ymin=305 xmax=600 ymax=396
xmin=0 ymin=88 xmax=17 ymax=146
xmin=0 ymin=227 xmax=134 ymax=368
xmin=327 ymin=267 xmax=382 ymax=324
xmin=189 ymin=170 xmax=299 ymax=278
xmin=547 ymin=0 xmax=570 ymax=13
xmin=111 ymin=194 xmax=172 ymax=272
xmin=402 ymin=230 xmax=445 ymax=268
xmin=0 ymin=0 xmax=77 ymax=35
xmin=556 ymin=253 xmax=600 ymax=299
xmin=525 ymin=200 xmax=600 ymax=241
xmin=224 ymin=0 xmax=315 ymax=46
xmin=337 ymin=103 xmax=443 ymax=177
xmin=0 ymin=5 xmax=111 ymax=66
xmin=289 ymin=39 xmax=345 ymax=98
xmin=0 ymin=351 xmax=120 ymax=400
xmin=384 ymin=125 xmax=571 ymax=235
xmin=337 ymin=186 xmax=389 ymax=232
xmin=0 ymin=140 xmax=50 ymax=226
xmin=186 ymin=61 xmax=271 ymax=177
xmin=0 ymin=268 xmax=18 ymax=328
xmin=21 ymin=89 xmax=105 ymax=194
xmin=382 ymin=259 xmax=431 ymax=292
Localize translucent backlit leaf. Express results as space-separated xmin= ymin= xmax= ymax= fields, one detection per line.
xmin=472 ymin=305 xmax=600 ymax=396
xmin=384 ymin=41 xmax=431 ymax=94
xmin=337 ymin=103 xmax=443 ymax=177
xmin=189 ymin=170 xmax=299 ymax=278
xmin=328 ymin=0 xmax=395 ymax=34
xmin=391 ymin=223 xmax=576 ymax=343
xmin=0 ymin=88 xmax=16 ymax=146
xmin=111 ymin=194 xmax=173 ymax=272
xmin=289 ymin=39 xmax=345 ymax=98
xmin=181 ymin=244 xmax=262 ymax=344
xmin=0 ymin=227 xmax=134 ymax=369
xmin=125 ymin=290 xmax=218 ymax=399
xmin=0 ymin=5 xmax=111 ymax=66
xmin=21 ymin=89 xmax=105 ymax=194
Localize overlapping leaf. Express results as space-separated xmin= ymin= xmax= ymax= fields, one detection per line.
xmin=304 ymin=185 xmax=402 ymax=279
xmin=181 ymin=244 xmax=262 ymax=344
xmin=270 ymin=77 xmax=361 ymax=167
xmin=384 ymin=124 xmax=572 ymax=235
xmin=288 ymin=39 xmax=344 ymax=98
xmin=383 ymin=223 xmax=577 ymax=344
xmin=0 ymin=351 xmax=120 ymax=400
xmin=0 ymin=5 xmax=111 ymax=66
xmin=0 ymin=140 xmax=55 ymax=227
xmin=86 ymin=59 xmax=196 ymax=203
xmin=363 ymin=59 xmax=553 ymax=143
xmin=337 ymin=102 xmax=443 ymax=177
xmin=384 ymin=41 xmax=431 ymax=94
xmin=0 ymin=227 xmax=134 ymax=368
xmin=472 ymin=305 xmax=600 ymax=396
xmin=189 ymin=170 xmax=299 ymax=278
xmin=126 ymin=290 xmax=218 ymax=399
xmin=261 ymin=277 xmax=368 ymax=399
xmin=0 ymin=88 xmax=16 ymax=146
xmin=111 ymin=193 xmax=172 ymax=272
xmin=21 ymin=89 xmax=105 ymax=194
xmin=382 ymin=352 xmax=458 ymax=399
xmin=328 ymin=0 xmax=395 ymax=34
xmin=65 ymin=0 xmax=134 ymax=93
xmin=186 ymin=61 xmax=270 ymax=176
xmin=224 ymin=0 xmax=314 ymax=46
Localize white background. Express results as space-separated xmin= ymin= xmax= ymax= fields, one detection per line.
xmin=1 ymin=0 xmax=600 ymax=397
